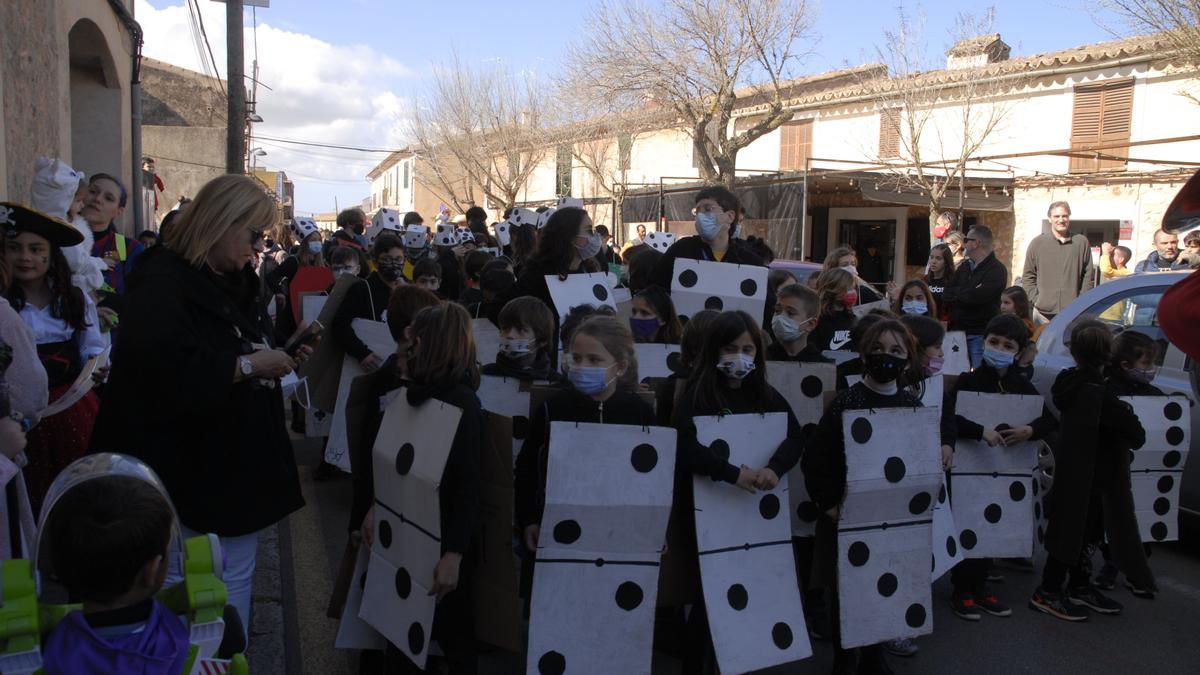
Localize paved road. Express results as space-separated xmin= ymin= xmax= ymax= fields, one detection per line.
xmin=269 ymin=435 xmax=1200 ymax=674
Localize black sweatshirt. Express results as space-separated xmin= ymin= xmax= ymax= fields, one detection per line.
xmin=514 ymin=386 xmax=656 ymax=529
xmin=801 ymin=383 xmax=924 ymax=512
xmin=943 ymin=252 xmax=1008 ymax=335
xmin=331 ymin=272 xmax=392 ymax=361
xmin=674 ymin=382 xmax=804 ymax=484
xmin=950 ymin=364 xmax=1057 ymax=442
xmin=766 ymin=341 xmax=834 ymax=363
xmin=809 ymin=310 xmax=857 ymax=353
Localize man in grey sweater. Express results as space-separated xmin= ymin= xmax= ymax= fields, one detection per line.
xmin=1021 ymin=201 xmax=1096 ymax=321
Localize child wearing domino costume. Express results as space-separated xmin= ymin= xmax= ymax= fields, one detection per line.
xmin=767 ymin=284 xmax=833 ymax=364
xmin=1093 ymin=330 xmax=1161 ymax=599
xmin=801 ymin=319 xmax=931 ymax=674
xmin=673 ymin=310 xmax=806 ymax=673
xmin=1030 ymin=320 xmax=1146 ymax=622
xmin=481 ymin=296 xmax=560 ymax=383
xmin=942 ymin=315 xmax=1056 ymax=621
xmin=654 ymin=310 xmax=719 ymax=428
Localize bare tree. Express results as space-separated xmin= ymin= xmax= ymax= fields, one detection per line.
xmin=1102 ymin=1 xmax=1200 ymax=62
xmin=567 ymin=0 xmax=815 ymax=189
xmin=863 ymin=6 xmax=1016 ymax=234
xmin=409 ymin=54 xmax=549 ymax=213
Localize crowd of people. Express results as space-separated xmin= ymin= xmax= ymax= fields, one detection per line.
xmin=0 ymin=157 xmax=1195 ymax=675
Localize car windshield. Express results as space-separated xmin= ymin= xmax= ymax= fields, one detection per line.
xmin=1085 ymin=287 xmax=1170 ymax=366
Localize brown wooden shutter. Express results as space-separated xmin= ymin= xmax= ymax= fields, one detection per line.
xmin=879 ymin=109 xmax=900 ymax=159
xmin=779 ymin=119 xmax=813 ymax=171
xmin=1070 ymin=78 xmax=1133 ymax=173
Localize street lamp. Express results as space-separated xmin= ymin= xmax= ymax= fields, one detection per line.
xmin=249 ymin=147 xmax=267 ymax=171
xmin=247 ymin=113 xmax=264 ymax=123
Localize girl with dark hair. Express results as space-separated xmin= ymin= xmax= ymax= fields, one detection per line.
xmin=893 ymin=279 xmax=938 ymax=319
xmin=924 ymin=244 xmax=956 ymax=322
xmin=654 ymin=309 xmax=718 ymax=427
xmin=808 ymin=268 xmax=859 ymax=353
xmin=81 ymin=174 xmax=144 ymax=305
xmin=482 ymin=296 xmax=559 ymax=381
xmin=672 ymin=310 xmax=806 ymax=671
xmin=630 ymin=284 xmax=683 ymax=344
xmin=485 ymin=208 xmax=601 ymax=356
xmin=514 ymin=315 xmax=653 ymax=588
xmin=801 ymin=318 xmax=929 ymax=673
xmin=2 ymin=204 xmax=105 ymax=513
xmin=623 ymin=243 xmax=663 ymax=295
xmin=1031 ymin=320 xmax=1149 ymax=621
xmin=508 ymin=223 xmax=537 ymax=275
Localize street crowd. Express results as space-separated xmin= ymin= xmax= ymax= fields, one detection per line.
xmin=0 ymin=157 xmax=1198 ymax=675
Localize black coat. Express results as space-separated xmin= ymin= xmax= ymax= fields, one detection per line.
xmin=943 ymin=252 xmax=1008 ymax=335
xmin=91 ymin=247 xmax=304 ymax=536
xmin=437 ymin=249 xmax=464 ymax=303
xmin=648 ymin=235 xmax=774 ymax=326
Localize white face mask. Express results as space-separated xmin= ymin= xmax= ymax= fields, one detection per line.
xmin=499 ymin=338 xmax=534 ymax=357
xmin=901 ymin=300 xmax=928 ymax=315
xmin=717 ymin=353 xmax=756 ymax=380
xmin=840 ymin=264 xmax=858 ymax=277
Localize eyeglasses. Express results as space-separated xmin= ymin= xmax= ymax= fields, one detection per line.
xmin=691 ymin=204 xmax=723 ymax=216
xmin=377 ymin=256 xmax=404 ymax=265
xmin=249 ymin=228 xmax=264 ymax=245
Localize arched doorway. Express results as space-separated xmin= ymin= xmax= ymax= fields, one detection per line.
xmin=68 ymin=19 xmax=122 ymax=179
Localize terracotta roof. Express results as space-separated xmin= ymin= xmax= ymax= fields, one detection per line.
xmin=947 ymin=34 xmax=1004 ymax=57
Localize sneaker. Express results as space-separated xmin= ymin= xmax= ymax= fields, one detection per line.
xmin=1095 ymin=563 xmax=1118 ymax=590
xmin=974 ymin=593 xmax=1013 ymax=617
xmin=1067 ymin=585 xmax=1123 ymax=615
xmin=1029 ymin=587 xmax=1089 ymax=622
xmin=883 ymin=637 xmax=918 ymax=657
xmin=1125 ymin=580 xmax=1156 ymax=599
xmin=950 ymin=594 xmax=982 ymax=621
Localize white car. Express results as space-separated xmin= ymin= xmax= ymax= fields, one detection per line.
xmin=1031 ymin=271 xmax=1198 ymax=534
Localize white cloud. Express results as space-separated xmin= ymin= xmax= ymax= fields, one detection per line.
xmin=138 ymin=1 xmax=412 ymax=213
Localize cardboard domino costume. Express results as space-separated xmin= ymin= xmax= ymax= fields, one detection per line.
xmin=527 ymin=423 xmax=676 ymax=675
xmin=692 ymin=413 xmax=812 ymax=674
xmin=359 ymin=394 xmax=462 ymax=668
xmin=1121 ymin=395 xmax=1191 ymax=542
xmin=837 ymin=407 xmax=941 ymax=649
xmin=643 ymin=231 xmax=675 ymax=252
xmin=670 ymin=259 xmax=767 ymax=325
xmin=544 ymin=271 xmax=618 ymax=318
xmin=765 ymin=361 xmax=836 ymax=537
xmin=324 ymin=319 xmax=396 ymax=472
xmin=635 ymin=343 xmax=683 ymax=381
xmin=950 ymin=392 xmax=1044 ymax=558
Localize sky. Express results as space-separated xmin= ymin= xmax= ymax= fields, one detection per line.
xmin=137 ymin=0 xmax=1133 ymax=215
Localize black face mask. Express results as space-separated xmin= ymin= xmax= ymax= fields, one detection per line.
xmin=864 ymin=353 xmax=906 ymax=384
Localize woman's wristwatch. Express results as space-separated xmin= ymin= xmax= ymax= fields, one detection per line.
xmin=239 ymin=356 xmax=254 ymax=377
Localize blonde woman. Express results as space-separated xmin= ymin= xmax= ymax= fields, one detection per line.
xmin=92 ymin=174 xmax=305 ymax=643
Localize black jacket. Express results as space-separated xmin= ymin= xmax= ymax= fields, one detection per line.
xmin=674 ymin=381 xmax=804 ymax=483
xmin=950 ymin=364 xmax=1057 ymax=442
xmin=943 ymin=252 xmax=1008 ymax=335
xmin=648 ymin=235 xmax=773 ymax=326
xmin=809 ymin=310 xmax=857 ymax=353
xmin=766 ymin=341 xmax=834 ymax=363
xmin=801 ymin=383 xmax=923 ymax=512
xmin=437 ymin=249 xmax=464 ymax=303
xmin=91 ymin=247 xmax=304 ymax=536
xmin=331 ymin=272 xmax=392 ymax=361
xmin=514 ymin=386 xmax=655 ymax=529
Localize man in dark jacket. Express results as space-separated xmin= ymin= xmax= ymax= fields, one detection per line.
xmin=943 ymin=226 xmax=1008 ymax=368
xmin=649 ymin=186 xmax=772 ymax=325
xmin=1133 ymin=228 xmax=1186 ymax=273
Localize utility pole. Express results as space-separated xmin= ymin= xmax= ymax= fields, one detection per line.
xmin=225 ymin=0 xmax=245 ymax=174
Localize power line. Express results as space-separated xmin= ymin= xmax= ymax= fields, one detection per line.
xmin=190 ymin=0 xmax=225 ymax=95
xmin=255 ymin=139 xmax=382 ymax=164
xmin=254 ymin=135 xmax=400 ymax=153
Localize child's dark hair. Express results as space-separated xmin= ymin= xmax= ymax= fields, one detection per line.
xmin=1001 ymin=286 xmax=1032 ymax=321
xmin=479 ymin=267 xmax=516 ymax=295
xmin=329 ymin=245 xmax=360 ymax=267
xmin=499 ymin=297 xmax=555 ymax=352
xmin=625 ymin=244 xmax=663 ymax=295
xmin=408 ymin=302 xmax=480 ymax=390
xmin=137 ymin=229 xmax=158 ymax=242
xmin=847 ymin=312 xmax=882 ymax=351
xmin=983 ymin=314 xmax=1029 ymax=349
xmin=1108 ymin=330 xmax=1159 ymax=375
xmin=372 ymin=233 xmax=404 ymax=258
xmin=899 ymin=314 xmax=945 ymax=350
xmin=412 ymin=258 xmax=442 ymax=281
xmin=634 ymin=285 xmax=683 ymax=343
xmin=386 ymin=285 xmax=441 ymax=342
xmin=1067 ymin=318 xmax=1112 ymax=371
xmin=560 ymin=304 xmax=616 ymax=351
xmin=690 ymin=310 xmax=768 ymax=413
xmin=744 ymin=236 xmax=774 ymax=263
xmin=679 ymin=310 xmax=719 ymax=370
xmin=47 ymin=475 xmax=173 ymax=604
xmin=463 ymin=250 xmax=492 ymax=282
xmin=768 ymin=268 xmax=798 ymax=298
xmin=858 ymin=319 xmax=919 ymax=373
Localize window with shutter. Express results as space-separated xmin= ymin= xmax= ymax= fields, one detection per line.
xmin=879 ymin=108 xmax=901 ymax=159
xmin=779 ymin=119 xmax=813 ymax=172
xmin=1069 ymin=78 xmax=1134 ymax=174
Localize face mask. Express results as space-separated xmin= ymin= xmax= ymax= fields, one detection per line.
xmin=841 ymin=265 xmax=858 ymax=277
xmin=332 ymin=265 xmax=359 ymax=279
xmin=499 ymin=338 xmax=533 ymax=357
xmin=841 ymin=291 xmax=858 ymax=308
xmin=407 ymin=246 xmax=428 ymax=262
xmin=924 ymin=355 xmax=944 ymax=376
xmin=629 ymin=317 xmax=660 ymax=340
xmin=695 ymin=212 xmax=721 ymax=241
xmin=901 ymin=300 xmax=928 ymax=315
xmin=864 ymin=352 xmax=906 ymax=384
xmin=575 ymin=232 xmax=602 ymax=260
xmin=281 ymin=372 xmax=310 ymax=409
xmin=717 ymin=353 xmax=756 ymax=380
xmin=378 ymin=261 xmax=405 ymax=282
xmin=771 ymin=314 xmax=809 ymax=343
xmin=307 ymin=240 xmax=322 ymax=254
xmin=982 ymin=347 xmax=1015 ymax=370
xmin=568 ymin=365 xmax=613 ymax=395
xmin=1127 ymin=367 xmax=1157 ymax=384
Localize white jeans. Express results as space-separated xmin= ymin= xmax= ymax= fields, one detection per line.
xmin=167 ymin=525 xmax=260 ymax=644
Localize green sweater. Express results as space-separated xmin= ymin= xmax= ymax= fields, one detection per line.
xmin=1021 ymin=232 xmax=1095 ymax=315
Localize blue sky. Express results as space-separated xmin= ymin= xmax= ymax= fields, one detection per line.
xmin=141 ymin=0 xmax=1128 ymax=215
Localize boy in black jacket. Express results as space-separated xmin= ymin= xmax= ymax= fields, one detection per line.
xmin=947 ymin=315 xmax=1057 ymax=620
xmin=942 ymin=226 xmax=1008 ymax=369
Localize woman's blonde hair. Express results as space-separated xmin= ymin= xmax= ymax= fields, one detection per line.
xmin=165 ymin=174 xmax=278 ymax=267
xmin=815 ymin=267 xmax=855 ymax=316
xmin=822 ymin=246 xmax=856 ymax=273
xmin=571 ymin=315 xmax=639 ymax=390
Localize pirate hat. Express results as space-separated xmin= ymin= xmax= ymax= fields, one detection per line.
xmin=0 ymin=202 xmax=84 ymax=248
